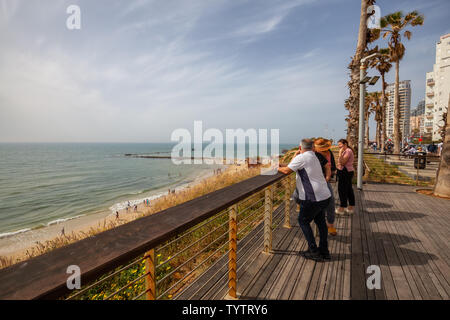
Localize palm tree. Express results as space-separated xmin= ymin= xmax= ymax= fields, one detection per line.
xmin=434 ymin=95 xmax=450 ymax=198
xmin=365 ymin=92 xmax=374 ymax=147
xmin=368 ymin=48 xmax=392 ymax=151
xmin=380 ymin=11 xmax=424 ymax=154
xmin=368 ymin=91 xmax=383 ymax=148
xmin=345 ymin=0 xmax=377 ymax=149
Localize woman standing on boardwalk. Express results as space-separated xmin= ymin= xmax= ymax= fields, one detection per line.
xmin=336 ymin=139 xmax=355 ymax=214
xmin=314 ymin=139 xmax=338 ymax=236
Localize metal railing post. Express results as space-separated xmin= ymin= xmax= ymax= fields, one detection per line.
xmin=283 ymin=177 xmax=291 ymax=228
xmin=144 ymin=249 xmax=156 ymax=300
xmin=227 ymin=204 xmax=238 ymax=299
xmin=264 ymin=186 xmax=273 ymax=253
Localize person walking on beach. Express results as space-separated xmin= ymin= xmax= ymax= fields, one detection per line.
xmin=278 ymin=139 xmax=331 ymax=261
xmin=336 ymin=139 xmax=355 ymax=214
xmin=116 ymin=211 xmax=119 ymax=220
xmin=61 ymin=227 xmax=65 ymax=237
xmin=314 ymin=138 xmax=338 ymax=236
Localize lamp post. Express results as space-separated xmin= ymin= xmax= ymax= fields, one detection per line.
xmin=358 ymin=53 xmax=379 ymax=190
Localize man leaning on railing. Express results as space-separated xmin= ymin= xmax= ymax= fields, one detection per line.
xmin=278 ymin=139 xmax=332 ymax=261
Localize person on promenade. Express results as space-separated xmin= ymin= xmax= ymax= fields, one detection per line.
xmin=336 ymin=139 xmax=355 ymax=215
xmin=278 ymin=139 xmax=331 ymax=261
xmin=314 ymin=138 xmax=337 ymax=236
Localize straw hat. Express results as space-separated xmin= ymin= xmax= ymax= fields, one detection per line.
xmin=314 ymin=138 xmax=332 ymax=152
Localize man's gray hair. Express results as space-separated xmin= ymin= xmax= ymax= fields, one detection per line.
xmin=301 ymin=139 xmax=314 ymax=150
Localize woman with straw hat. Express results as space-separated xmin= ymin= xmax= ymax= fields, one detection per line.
xmin=314 ymin=138 xmax=337 ymax=236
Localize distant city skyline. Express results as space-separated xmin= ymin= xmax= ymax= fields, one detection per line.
xmin=1 ymin=0 xmax=449 ymax=143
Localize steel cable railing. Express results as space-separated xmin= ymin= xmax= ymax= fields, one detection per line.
xmin=19 ymin=172 xmax=296 ymax=300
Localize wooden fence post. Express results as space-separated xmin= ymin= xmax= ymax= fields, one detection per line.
xmin=264 ymin=186 xmax=273 ymax=253
xmin=283 ymin=177 xmax=291 ymax=228
xmin=227 ymin=204 xmax=238 ymax=299
xmin=144 ymin=249 xmax=156 ymax=300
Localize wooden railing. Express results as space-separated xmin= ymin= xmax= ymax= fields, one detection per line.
xmin=0 ymin=172 xmax=296 ymax=300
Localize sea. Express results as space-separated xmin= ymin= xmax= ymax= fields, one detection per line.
xmin=0 ymin=143 xmax=295 ymax=238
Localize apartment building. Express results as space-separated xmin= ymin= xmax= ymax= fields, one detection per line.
xmin=425 ymin=33 xmax=450 ymax=141
xmin=386 ymin=80 xmax=411 ymax=142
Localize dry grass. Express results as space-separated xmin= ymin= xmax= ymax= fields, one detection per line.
xmin=0 ymin=165 xmax=261 ymax=270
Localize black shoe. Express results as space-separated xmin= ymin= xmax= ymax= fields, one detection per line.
xmin=320 ymin=251 xmax=331 ymax=261
xmin=299 ymin=249 xmax=321 ymax=261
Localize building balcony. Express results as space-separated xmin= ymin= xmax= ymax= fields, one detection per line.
xmin=426 ymin=91 xmax=434 ymax=97
xmin=426 ymin=103 xmax=434 ymax=108
xmin=427 ymin=79 xmax=435 ymax=86
xmin=426 ymin=113 xmax=433 ymax=119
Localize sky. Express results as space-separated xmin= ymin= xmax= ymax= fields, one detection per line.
xmin=0 ymin=0 xmax=449 ymax=144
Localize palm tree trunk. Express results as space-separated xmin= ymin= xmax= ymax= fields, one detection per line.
xmin=393 ymin=60 xmax=401 ymax=154
xmin=346 ymin=0 xmax=369 ymax=149
xmin=381 ymin=73 xmax=386 ymax=152
xmin=365 ymin=112 xmax=370 ymax=147
xmin=376 ymin=120 xmax=381 ymax=149
xmin=433 ymin=95 xmax=450 ymax=197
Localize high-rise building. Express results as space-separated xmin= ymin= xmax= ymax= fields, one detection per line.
xmin=425 ymin=33 xmax=450 ymax=141
xmin=410 ymin=99 xmax=425 ymax=139
xmin=385 ymin=80 xmax=411 ymax=142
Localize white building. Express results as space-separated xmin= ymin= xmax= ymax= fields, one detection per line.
xmin=425 ymin=33 xmax=450 ymax=142
xmin=385 ymin=80 xmax=411 ymax=143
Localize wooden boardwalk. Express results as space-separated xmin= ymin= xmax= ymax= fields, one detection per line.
xmin=178 ymin=183 xmax=450 ymax=300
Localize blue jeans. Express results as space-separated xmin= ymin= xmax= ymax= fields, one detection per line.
xmin=326 ymin=182 xmax=335 ymax=224
xmin=298 ymin=198 xmax=330 ymax=254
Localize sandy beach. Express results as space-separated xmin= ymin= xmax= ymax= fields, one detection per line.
xmin=0 ymin=164 xmax=231 ymax=263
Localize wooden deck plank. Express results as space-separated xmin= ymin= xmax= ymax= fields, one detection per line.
xmin=350 ymin=190 xmax=368 ymax=300
xmin=374 ymin=190 xmax=423 ymax=299
xmin=364 ymin=186 xmax=398 ymax=300
xmin=329 ymin=212 xmax=348 ymax=299
xmin=385 ymin=188 xmax=441 ymax=299
xmin=363 ymin=184 xmax=449 ymax=300
xmin=342 ymin=211 xmax=352 ymax=300
xmin=316 ymin=198 xmax=344 ymax=299
xmin=266 ymin=203 xmax=307 ymax=300
xmin=240 ymin=218 xmax=300 ymax=299
xmin=175 ymin=183 xmax=449 ymax=301
xmin=389 ymin=188 xmax=449 ymax=299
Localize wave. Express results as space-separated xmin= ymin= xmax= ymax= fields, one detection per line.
xmin=46 ymin=214 xmax=86 ymax=226
xmin=0 ymin=228 xmax=32 ymax=239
